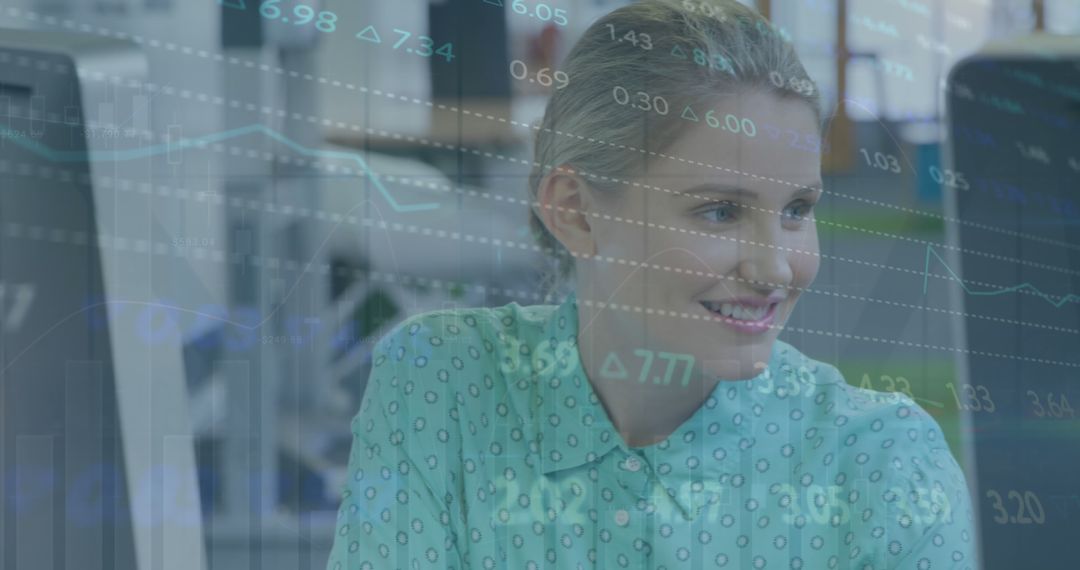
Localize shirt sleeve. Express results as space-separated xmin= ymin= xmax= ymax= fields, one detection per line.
xmin=325 ymin=315 xmax=468 ymax=570
xmin=885 ymin=404 xmax=978 ymax=570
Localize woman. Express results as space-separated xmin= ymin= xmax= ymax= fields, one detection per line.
xmin=326 ymin=1 xmax=977 ymax=568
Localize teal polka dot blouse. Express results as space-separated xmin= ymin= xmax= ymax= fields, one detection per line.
xmin=325 ymin=292 xmax=977 ymax=570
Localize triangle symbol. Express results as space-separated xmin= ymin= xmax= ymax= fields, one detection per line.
xmin=681 ymin=106 xmax=699 ymax=122
xmin=482 ymin=0 xmax=504 ymax=5
xmin=599 ymin=352 xmax=628 ymax=380
xmin=218 ymin=0 xmax=246 ymax=8
xmin=671 ymin=45 xmax=688 ymax=60
xmin=356 ymin=25 xmax=382 ymax=44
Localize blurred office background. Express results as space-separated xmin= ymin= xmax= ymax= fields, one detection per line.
xmin=0 ymin=0 xmax=1078 ymax=568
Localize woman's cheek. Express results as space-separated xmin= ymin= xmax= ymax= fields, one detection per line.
xmin=790 ymin=249 xmax=820 ymax=289
xmin=682 ymin=231 xmax=740 ymax=276
xmin=789 ymin=226 xmax=820 ymax=286
xmin=594 ymin=224 xmax=650 ymax=287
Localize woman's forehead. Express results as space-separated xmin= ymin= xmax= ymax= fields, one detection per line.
xmin=643 ymin=132 xmax=821 ymax=198
xmin=638 ymin=93 xmax=821 ymax=186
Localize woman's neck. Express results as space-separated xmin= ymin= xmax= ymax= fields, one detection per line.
xmin=574 ymin=300 xmax=720 ymax=449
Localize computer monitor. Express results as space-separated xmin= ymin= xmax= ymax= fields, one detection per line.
xmin=428 ymin=0 xmax=512 ymax=101
xmin=0 ymin=30 xmax=206 ymax=570
xmin=945 ymin=34 xmax=1080 ymax=570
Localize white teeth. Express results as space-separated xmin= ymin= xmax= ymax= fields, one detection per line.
xmin=743 ymin=306 xmax=768 ymax=319
xmin=705 ymin=302 xmax=770 ymax=321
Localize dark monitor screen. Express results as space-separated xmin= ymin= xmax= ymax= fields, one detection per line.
xmin=0 ymin=30 xmax=205 ymax=570
xmin=428 ymin=0 xmax=512 ymax=101
xmin=0 ymin=42 xmax=141 ymax=570
xmin=946 ymin=39 xmax=1080 ymax=569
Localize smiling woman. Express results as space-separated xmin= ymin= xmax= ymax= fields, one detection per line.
xmin=325 ymin=1 xmax=977 ymax=569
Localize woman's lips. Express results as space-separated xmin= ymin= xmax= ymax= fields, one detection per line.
xmin=700 ymin=301 xmax=779 ymax=334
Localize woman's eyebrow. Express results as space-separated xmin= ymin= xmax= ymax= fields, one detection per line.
xmin=794 ymin=184 xmax=824 ymax=198
xmin=675 ymin=183 xmax=823 ymax=199
xmin=675 ymin=184 xmax=755 ymax=198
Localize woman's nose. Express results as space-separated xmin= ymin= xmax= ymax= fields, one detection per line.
xmin=736 ymin=229 xmax=794 ymax=290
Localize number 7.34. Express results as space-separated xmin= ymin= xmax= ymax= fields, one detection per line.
xmin=252 ymin=1 xmax=456 ymax=62
xmin=354 ymin=25 xmax=456 ymax=62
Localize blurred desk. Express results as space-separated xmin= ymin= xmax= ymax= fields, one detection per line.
xmin=325 ymin=98 xmax=529 ymax=179
xmin=324 ymin=97 xmax=543 ymax=181
xmin=327 ymin=99 xmax=524 ymax=148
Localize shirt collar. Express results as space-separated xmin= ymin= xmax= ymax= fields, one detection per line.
xmin=529 ymin=291 xmax=623 ymax=475
xmin=646 ymin=342 xmax=823 ymax=521
xmin=530 ymin=292 xmax=791 ymax=481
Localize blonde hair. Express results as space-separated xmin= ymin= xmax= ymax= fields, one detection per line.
xmin=527 ymin=0 xmax=822 ymax=299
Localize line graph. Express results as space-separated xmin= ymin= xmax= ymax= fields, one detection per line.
xmin=0 ymin=123 xmax=441 ymax=213
xmin=5 ymin=116 xmax=1079 ymax=313
xmin=923 ymin=245 xmax=1080 ymax=308
xmin=2 ymin=0 xmax=1077 ymax=259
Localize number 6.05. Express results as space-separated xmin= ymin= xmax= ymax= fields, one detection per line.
xmin=510 ymin=0 xmax=569 ymax=26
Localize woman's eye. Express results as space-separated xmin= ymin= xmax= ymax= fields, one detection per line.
xmin=698 ymin=201 xmax=739 ymax=223
xmin=784 ymin=201 xmax=815 ymax=221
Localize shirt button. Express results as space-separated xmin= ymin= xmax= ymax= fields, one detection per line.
xmin=614 ymin=509 xmax=630 ymax=526
xmin=624 ymin=456 xmax=642 ymax=472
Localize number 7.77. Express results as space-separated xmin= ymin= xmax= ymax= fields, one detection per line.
xmin=392 ymin=29 xmax=411 ymax=49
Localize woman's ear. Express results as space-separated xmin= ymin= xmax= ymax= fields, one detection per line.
xmin=535 ymin=166 xmax=596 ymax=257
